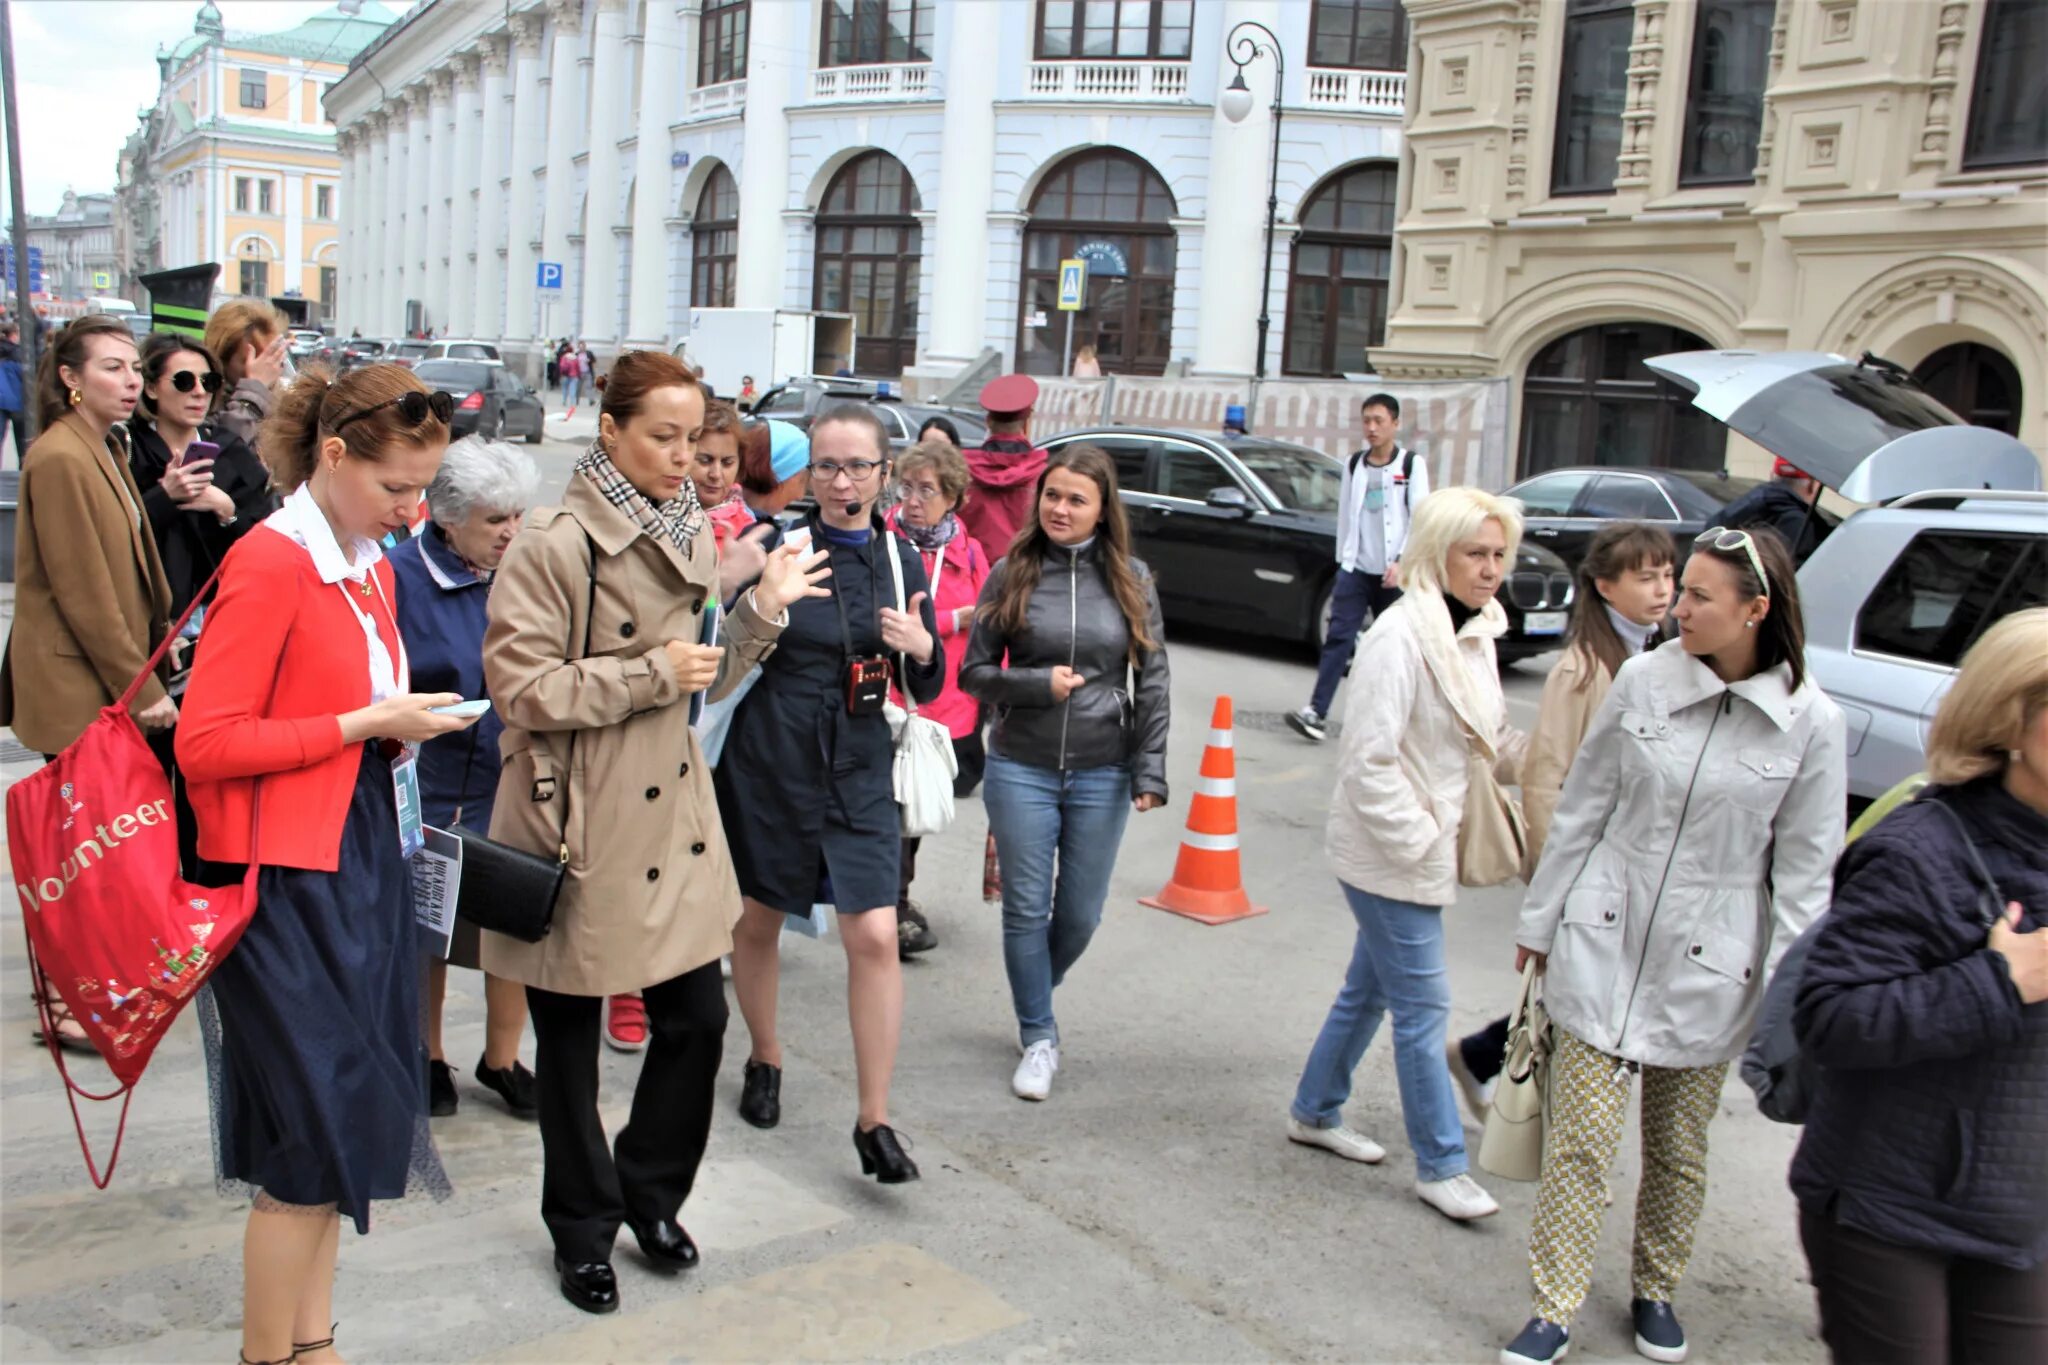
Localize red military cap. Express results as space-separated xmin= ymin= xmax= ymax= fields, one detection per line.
xmin=978 ymin=373 xmax=1040 ymax=418
xmin=1773 ymin=456 xmax=1813 ymax=480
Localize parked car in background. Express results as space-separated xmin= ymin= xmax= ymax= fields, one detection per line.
xmin=1646 ymin=347 xmax=2045 ymax=806
xmin=413 ymin=359 xmax=547 ymax=444
xmin=385 ymin=338 xmax=432 ymax=368
xmin=752 ymin=378 xmax=987 ymax=452
xmin=338 ymin=337 xmax=386 ymax=371
xmin=1502 ymin=465 xmax=1836 ymax=571
xmin=288 ymin=329 xmax=325 ymax=360
xmin=1038 ymin=425 xmax=1574 ymax=659
xmin=419 ymin=338 xmax=502 ymax=363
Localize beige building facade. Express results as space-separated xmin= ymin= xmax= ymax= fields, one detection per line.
xmin=1374 ymin=0 xmax=2048 ymax=479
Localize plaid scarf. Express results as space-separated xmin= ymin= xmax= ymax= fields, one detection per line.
xmin=575 ymin=438 xmax=704 ymax=557
xmin=887 ymin=505 xmax=960 ymax=552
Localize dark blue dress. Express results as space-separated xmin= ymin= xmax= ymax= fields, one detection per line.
xmin=200 ymin=744 xmax=448 ymax=1232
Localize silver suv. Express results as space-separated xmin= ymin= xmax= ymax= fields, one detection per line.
xmin=1646 ymin=349 xmax=2044 ymax=806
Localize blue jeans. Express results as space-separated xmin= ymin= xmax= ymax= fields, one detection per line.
xmin=1310 ymin=569 xmax=1403 ymax=719
xmin=1290 ymin=882 xmax=1467 ymax=1182
xmin=983 ymin=752 xmax=1133 ymax=1048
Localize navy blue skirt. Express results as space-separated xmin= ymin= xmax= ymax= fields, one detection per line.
xmin=200 ymin=745 xmax=448 ymax=1233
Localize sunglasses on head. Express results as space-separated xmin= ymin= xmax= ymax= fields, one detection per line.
xmin=1694 ymin=526 xmax=1770 ymax=597
xmin=167 ymin=369 xmax=223 ymax=394
xmin=332 ymin=389 xmax=455 ymax=434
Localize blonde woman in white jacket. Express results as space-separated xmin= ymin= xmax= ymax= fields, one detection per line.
xmin=1500 ymin=527 xmax=1846 ymax=1365
xmin=1286 ymin=487 xmax=1527 ymax=1225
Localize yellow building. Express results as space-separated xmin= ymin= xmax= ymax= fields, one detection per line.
xmin=126 ymin=1 xmax=398 ymax=324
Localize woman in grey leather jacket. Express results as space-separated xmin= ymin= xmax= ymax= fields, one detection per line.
xmin=961 ymin=443 xmax=1169 ymax=1102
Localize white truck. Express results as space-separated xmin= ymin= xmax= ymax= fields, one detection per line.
xmin=673 ymin=308 xmax=856 ymax=402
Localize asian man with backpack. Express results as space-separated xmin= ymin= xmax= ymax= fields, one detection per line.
xmin=1289 ymin=393 xmax=1428 ymax=742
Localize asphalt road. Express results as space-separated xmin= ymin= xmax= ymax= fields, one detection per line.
xmin=0 ymin=420 xmax=1825 ymax=1362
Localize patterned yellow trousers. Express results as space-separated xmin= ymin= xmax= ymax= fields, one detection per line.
xmin=1527 ymin=1028 xmax=1728 ymax=1326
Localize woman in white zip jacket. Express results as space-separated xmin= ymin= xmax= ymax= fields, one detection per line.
xmin=1500 ymin=527 xmax=1847 ymax=1365
xmin=1286 ymin=486 xmax=1527 ymax=1226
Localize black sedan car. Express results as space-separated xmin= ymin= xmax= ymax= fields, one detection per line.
xmin=413 ymin=360 xmax=547 ymax=444
xmin=1502 ymin=464 xmax=1839 ymax=573
xmin=753 ymin=380 xmax=988 ymax=453
xmin=1040 ymin=426 xmax=1573 ymax=660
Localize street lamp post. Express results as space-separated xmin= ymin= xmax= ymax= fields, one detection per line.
xmin=1221 ymin=20 xmax=1284 ymax=382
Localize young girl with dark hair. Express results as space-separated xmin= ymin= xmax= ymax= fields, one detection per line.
xmin=960 ymin=443 xmax=1171 ymax=1101
xmin=177 ymin=362 xmax=476 ymax=1365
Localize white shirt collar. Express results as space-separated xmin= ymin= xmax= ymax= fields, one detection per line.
xmin=265 ymin=483 xmax=384 ymax=585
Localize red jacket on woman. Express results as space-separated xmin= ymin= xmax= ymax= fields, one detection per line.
xmin=177 ymin=524 xmax=404 ymax=872
xmin=885 ymin=507 xmax=990 ymax=739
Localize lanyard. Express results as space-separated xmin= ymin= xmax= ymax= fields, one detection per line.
xmin=826 ymin=523 xmax=883 ymax=660
xmin=338 ymin=572 xmax=409 ymax=701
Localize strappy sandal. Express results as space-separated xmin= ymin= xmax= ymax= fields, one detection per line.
xmin=239 ymin=1353 xmax=295 ymax=1365
xmin=293 ymin=1323 xmax=337 ymax=1359
xmin=29 ymin=990 xmax=96 ymax=1055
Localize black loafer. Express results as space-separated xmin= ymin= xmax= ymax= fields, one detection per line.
xmin=853 ymin=1122 xmax=920 ymax=1184
xmin=428 ymin=1059 xmax=457 ymax=1118
xmin=897 ymin=903 xmax=938 ymax=959
xmin=475 ymin=1055 xmax=539 ymax=1118
xmin=554 ymin=1256 xmax=619 ymax=1315
xmin=739 ymin=1059 xmax=781 ymax=1129
xmin=627 ymin=1218 xmax=699 ymax=1274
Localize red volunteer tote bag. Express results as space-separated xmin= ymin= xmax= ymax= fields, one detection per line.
xmin=7 ymin=580 xmax=257 ymax=1185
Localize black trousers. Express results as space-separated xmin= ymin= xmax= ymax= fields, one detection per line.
xmin=527 ymin=960 xmax=727 ymax=1263
xmin=1800 ymin=1206 xmax=2048 ymax=1365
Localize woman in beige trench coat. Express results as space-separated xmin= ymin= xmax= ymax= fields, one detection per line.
xmin=480 ymin=351 xmax=829 ymax=1316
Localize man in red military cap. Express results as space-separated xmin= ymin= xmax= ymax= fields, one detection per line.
xmin=959 ymin=373 xmax=1051 ymax=557
xmin=1717 ymin=455 xmax=1830 ymax=563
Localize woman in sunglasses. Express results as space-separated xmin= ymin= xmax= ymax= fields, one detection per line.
xmin=129 ymin=334 xmax=278 ymax=621
xmin=178 ymin=362 xmax=478 ymax=1365
xmin=1501 ymin=526 xmax=1848 ymax=1365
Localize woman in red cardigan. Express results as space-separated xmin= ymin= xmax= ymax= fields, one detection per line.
xmin=177 ymin=362 xmax=475 ymax=1365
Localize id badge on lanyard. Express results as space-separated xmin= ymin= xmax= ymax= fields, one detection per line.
xmin=341 ymin=575 xmax=422 ymax=858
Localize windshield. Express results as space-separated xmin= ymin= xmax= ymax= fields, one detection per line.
xmin=445 ymin=343 xmax=498 ymax=359
xmin=1229 ymin=440 xmax=1343 ymax=513
xmin=414 ymin=362 xmax=493 ymax=389
xmin=394 ymin=342 xmax=430 ymax=358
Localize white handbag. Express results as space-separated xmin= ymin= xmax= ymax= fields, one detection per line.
xmin=1477 ymin=959 xmax=1553 ymax=1182
xmin=882 ymin=538 xmax=958 ymax=838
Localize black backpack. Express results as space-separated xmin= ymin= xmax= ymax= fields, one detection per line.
xmin=1741 ymin=797 xmax=2005 ymax=1123
xmin=1348 ymin=446 xmax=1417 ymax=508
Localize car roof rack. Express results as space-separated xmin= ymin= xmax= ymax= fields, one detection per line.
xmin=1884 ymin=488 xmax=2048 ymax=510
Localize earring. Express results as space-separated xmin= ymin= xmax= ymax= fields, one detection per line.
xmin=68 ymin=388 xmax=82 ymax=408
xmin=1745 ymin=621 xmax=1756 ymax=629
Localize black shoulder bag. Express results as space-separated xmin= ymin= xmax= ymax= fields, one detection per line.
xmin=445 ymin=530 xmax=598 ymax=944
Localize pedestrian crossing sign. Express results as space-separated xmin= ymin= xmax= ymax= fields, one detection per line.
xmin=1058 ymin=258 xmax=1087 ymax=311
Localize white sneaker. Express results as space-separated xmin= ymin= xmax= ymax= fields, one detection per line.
xmin=1416 ymin=1172 xmax=1500 ymax=1221
xmin=1285 ymin=1117 xmax=1386 ymax=1164
xmin=1012 ymin=1040 xmax=1059 ymax=1100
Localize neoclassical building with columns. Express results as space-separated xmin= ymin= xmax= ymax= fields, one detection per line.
xmin=326 ymin=0 xmax=1418 ymax=384
xmin=1375 ymin=0 xmax=2048 ymax=474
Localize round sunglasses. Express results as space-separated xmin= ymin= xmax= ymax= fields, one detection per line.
xmin=332 ymin=389 xmax=456 ymax=434
xmin=163 ymin=369 xmax=224 ymax=395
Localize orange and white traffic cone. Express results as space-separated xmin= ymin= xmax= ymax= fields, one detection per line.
xmin=1141 ymin=696 xmax=1268 ymax=925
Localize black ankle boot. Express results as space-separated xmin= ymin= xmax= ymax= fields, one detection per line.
xmin=739 ymin=1060 xmax=781 ymax=1129
xmin=852 ymin=1122 xmax=920 ymax=1184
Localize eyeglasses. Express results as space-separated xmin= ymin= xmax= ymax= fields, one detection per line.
xmin=899 ymin=480 xmax=946 ymax=501
xmin=332 ymin=389 xmax=455 ymax=434
xmin=809 ymin=459 xmax=883 ymax=484
xmin=167 ymin=369 xmax=223 ymax=394
xmin=1694 ymin=526 xmax=1770 ymax=596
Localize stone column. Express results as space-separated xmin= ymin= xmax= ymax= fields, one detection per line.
xmin=473 ymin=35 xmax=512 ymax=341
xmin=335 ymin=128 xmax=356 ymax=331
xmin=424 ymin=69 xmax=457 ymax=331
xmin=363 ymin=115 xmax=389 ymax=334
xmin=540 ymin=0 xmax=585 ymax=345
xmin=578 ymin=0 xmax=628 ymax=344
xmin=924 ymin=11 xmax=998 ymax=366
xmin=626 ymin=0 xmax=684 ymax=347
xmin=1613 ymin=0 xmax=1669 ymax=194
xmin=447 ymin=54 xmax=483 ymax=337
xmin=382 ymin=100 xmax=410 ymax=329
xmin=734 ymin=0 xmax=794 ymax=308
xmin=504 ymin=12 xmax=547 ymax=346
xmin=1193 ymin=0 xmax=1281 ymax=378
xmin=402 ymin=86 xmax=432 ymax=329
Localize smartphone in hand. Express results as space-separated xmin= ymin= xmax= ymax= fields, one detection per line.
xmin=429 ymin=699 xmax=493 ymax=718
xmin=179 ymin=439 xmax=222 ymax=468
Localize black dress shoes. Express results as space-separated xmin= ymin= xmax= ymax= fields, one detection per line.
xmin=853 ymin=1122 xmax=920 ymax=1184
xmin=554 ymin=1256 xmax=619 ymax=1314
xmin=627 ymin=1218 xmax=700 ymax=1274
xmin=739 ymin=1059 xmax=781 ymax=1129
xmin=475 ymin=1055 xmax=539 ymax=1118
xmin=428 ymin=1059 xmax=457 ymax=1118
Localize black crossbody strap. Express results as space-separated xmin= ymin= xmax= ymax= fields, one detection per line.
xmin=1927 ymin=798 xmax=2006 ymax=929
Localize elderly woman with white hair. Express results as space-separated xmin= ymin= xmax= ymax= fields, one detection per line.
xmin=1284 ymin=485 xmax=1527 ymax=1225
xmin=389 ymin=436 xmax=543 ymax=1121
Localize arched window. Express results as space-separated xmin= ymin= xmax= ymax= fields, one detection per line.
xmin=814 ymin=151 xmax=921 ymax=376
xmin=1913 ymin=342 xmax=2023 ymax=436
xmin=1283 ymin=163 xmax=1395 ymax=376
xmin=1519 ymin=322 xmax=1721 ymax=476
xmin=691 ymin=165 xmax=738 ymax=309
xmin=1018 ymin=149 xmax=1178 ymax=376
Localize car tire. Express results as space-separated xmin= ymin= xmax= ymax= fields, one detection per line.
xmin=482 ymin=411 xmax=503 ymax=441
xmin=1307 ymin=577 xmax=1335 ymax=656
xmin=525 ymin=420 xmax=545 ymax=445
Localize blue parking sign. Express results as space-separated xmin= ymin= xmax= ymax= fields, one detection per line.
xmin=536 ymin=261 xmax=564 ymax=292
